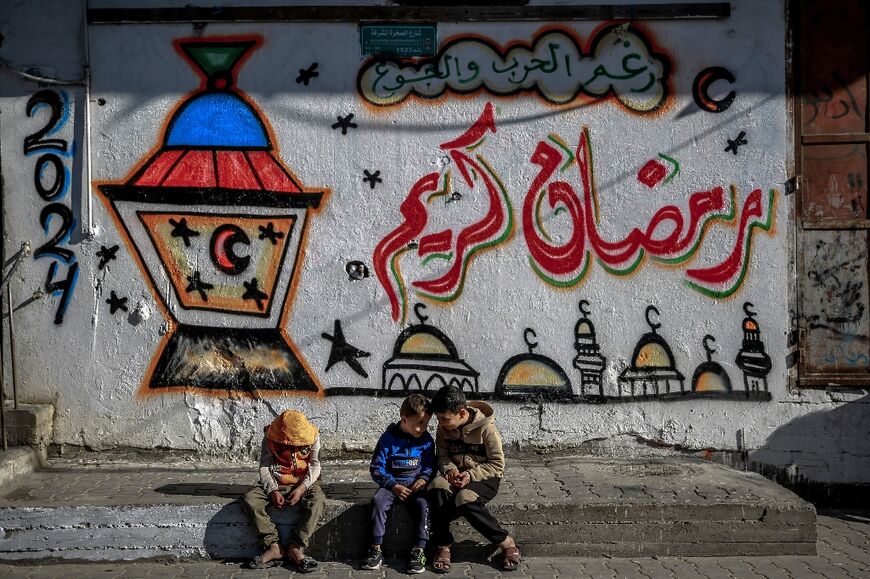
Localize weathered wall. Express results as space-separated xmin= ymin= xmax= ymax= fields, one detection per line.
xmin=1 ymin=0 xmax=868 ymax=486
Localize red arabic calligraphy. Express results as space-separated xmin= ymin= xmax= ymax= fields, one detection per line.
xmin=523 ymin=126 xmax=777 ymax=297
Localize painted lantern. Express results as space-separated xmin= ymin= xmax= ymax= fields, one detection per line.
xmin=98 ymin=38 xmax=326 ymax=394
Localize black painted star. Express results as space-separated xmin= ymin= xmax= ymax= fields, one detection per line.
xmin=725 ymin=131 xmax=748 ymax=155
xmin=331 ymin=113 xmax=358 ymax=135
xmin=242 ymin=277 xmax=269 ymax=310
xmin=258 ymin=222 xmax=285 ymax=245
xmin=169 ymin=218 xmax=200 ymax=247
xmin=362 ymin=170 xmax=382 ymax=189
xmin=96 ymin=244 xmax=119 ymax=270
xmin=296 ymin=62 xmax=319 ymax=85
xmin=106 ymin=291 xmax=128 ymax=315
xmin=322 ymin=319 xmax=370 ymax=378
xmin=185 ymin=271 xmax=213 ymax=301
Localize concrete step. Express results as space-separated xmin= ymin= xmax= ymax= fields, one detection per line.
xmin=0 ymin=456 xmax=816 ymax=561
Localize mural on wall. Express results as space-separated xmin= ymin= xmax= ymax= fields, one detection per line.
xmin=495 ymin=328 xmax=573 ymax=399
xmin=637 ymin=154 xmax=680 ymax=189
xmin=381 ymin=303 xmax=480 ymax=394
xmin=735 ymin=302 xmax=773 ymax=391
xmin=617 ymin=306 xmax=685 ymax=398
xmin=105 ymin=291 xmax=129 ymax=315
xmin=724 ymin=130 xmax=748 ymax=155
xmin=96 ymin=244 xmax=120 ymax=270
xmin=331 ymin=113 xmax=358 ymax=135
xmin=691 ymin=66 xmax=736 ymax=113
xmin=572 ymin=300 xmax=606 ymax=397
xmin=23 ymin=89 xmax=79 ymax=324
xmin=73 ymin=19 xmax=781 ymax=406
xmin=296 ymin=62 xmax=319 ymax=86
xmin=320 ymin=299 xmax=769 ymax=403
xmin=97 ymin=36 xmax=328 ymax=395
xmin=692 ymin=335 xmax=733 ymax=393
xmin=522 ymin=127 xmax=778 ymax=297
xmin=362 ymin=170 xmax=383 ymax=190
xmin=321 ymin=319 xmax=371 ymax=378
xmin=373 ymin=102 xmax=514 ymax=323
xmin=358 ymin=25 xmax=670 ymax=112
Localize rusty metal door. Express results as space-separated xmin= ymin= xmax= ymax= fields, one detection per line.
xmin=796 ymin=0 xmax=870 ymax=384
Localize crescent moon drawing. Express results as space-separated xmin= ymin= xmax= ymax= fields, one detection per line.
xmin=692 ymin=67 xmax=736 ymax=113
xmin=210 ymin=224 xmax=251 ymax=276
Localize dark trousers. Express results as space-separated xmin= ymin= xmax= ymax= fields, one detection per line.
xmin=428 ymin=477 xmax=509 ymax=546
xmin=371 ymin=487 xmax=429 ymax=548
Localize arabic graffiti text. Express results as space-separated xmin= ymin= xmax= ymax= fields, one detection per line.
xmin=358 ymin=25 xmax=670 ymax=112
xmin=523 ymin=127 xmax=778 ymax=299
xmin=372 ymin=104 xmax=779 ymax=324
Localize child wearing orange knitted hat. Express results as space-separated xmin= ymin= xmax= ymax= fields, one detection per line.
xmin=241 ymin=410 xmax=324 ymax=573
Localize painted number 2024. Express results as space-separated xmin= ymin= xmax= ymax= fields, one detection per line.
xmin=24 ymin=89 xmax=78 ymax=325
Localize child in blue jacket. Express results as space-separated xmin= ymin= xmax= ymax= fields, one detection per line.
xmin=362 ymin=393 xmax=434 ymax=574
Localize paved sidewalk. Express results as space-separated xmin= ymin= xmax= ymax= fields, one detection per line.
xmin=0 ymin=510 xmax=867 ymax=578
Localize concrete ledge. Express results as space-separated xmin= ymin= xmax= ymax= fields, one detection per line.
xmin=0 ymin=448 xmax=41 ymax=489
xmin=0 ymin=457 xmax=817 ymax=561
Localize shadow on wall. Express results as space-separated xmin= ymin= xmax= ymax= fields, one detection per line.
xmin=748 ymin=393 xmax=870 ymax=507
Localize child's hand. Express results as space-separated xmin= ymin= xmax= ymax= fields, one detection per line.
xmin=445 ymin=469 xmax=460 ymax=486
xmin=452 ymin=471 xmax=471 ymax=489
xmin=287 ymin=485 xmax=306 ymax=506
xmin=270 ymin=490 xmax=286 ymax=508
xmin=409 ymin=479 xmax=427 ymax=493
xmin=393 ymin=484 xmax=411 ymax=501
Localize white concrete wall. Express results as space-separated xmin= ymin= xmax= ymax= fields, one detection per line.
xmin=1 ymin=0 xmax=868 ymax=485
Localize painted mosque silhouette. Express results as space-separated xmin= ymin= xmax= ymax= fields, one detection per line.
xmin=323 ymin=300 xmax=772 ymax=403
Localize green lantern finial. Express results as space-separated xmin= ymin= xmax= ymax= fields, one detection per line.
xmin=179 ymin=39 xmax=257 ymax=88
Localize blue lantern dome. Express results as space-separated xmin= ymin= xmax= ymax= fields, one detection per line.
xmin=165 ymin=92 xmax=269 ymax=148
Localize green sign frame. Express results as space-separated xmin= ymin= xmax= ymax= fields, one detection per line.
xmin=360 ymin=24 xmax=437 ymax=57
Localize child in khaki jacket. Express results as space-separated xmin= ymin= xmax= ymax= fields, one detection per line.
xmin=241 ymin=410 xmax=324 ymax=573
xmin=427 ymin=385 xmax=521 ymax=573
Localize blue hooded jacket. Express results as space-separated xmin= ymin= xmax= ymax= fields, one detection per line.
xmin=370 ymin=422 xmax=435 ymax=490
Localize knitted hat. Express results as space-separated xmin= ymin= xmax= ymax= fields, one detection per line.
xmin=265 ymin=410 xmax=319 ymax=446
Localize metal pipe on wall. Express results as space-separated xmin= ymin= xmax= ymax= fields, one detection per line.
xmin=7 ymin=284 xmax=17 ymax=410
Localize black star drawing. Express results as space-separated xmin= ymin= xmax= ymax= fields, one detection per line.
xmin=331 ymin=113 xmax=358 ymax=135
xmin=321 ymin=319 xmax=370 ymax=378
xmin=169 ymin=218 xmax=200 ymax=247
xmin=106 ymin=291 xmax=128 ymax=315
xmin=242 ymin=278 xmax=269 ymax=310
xmin=362 ymin=170 xmax=383 ymax=189
xmin=296 ymin=62 xmax=319 ymax=85
xmin=725 ymin=131 xmax=748 ymax=155
xmin=185 ymin=271 xmax=213 ymax=301
xmin=96 ymin=244 xmax=119 ymax=270
xmin=258 ymin=222 xmax=285 ymax=245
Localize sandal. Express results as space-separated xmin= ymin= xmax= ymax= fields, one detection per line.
xmin=248 ymin=554 xmax=282 ymax=569
xmin=432 ymin=545 xmax=451 ymax=574
xmin=502 ymin=545 xmax=521 ymax=571
xmin=289 ymin=555 xmax=319 ymax=574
